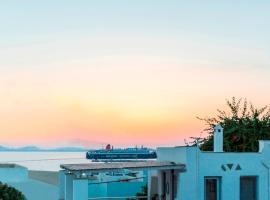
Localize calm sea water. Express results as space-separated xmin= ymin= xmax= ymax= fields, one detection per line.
xmin=0 ymin=152 xmax=90 ymax=171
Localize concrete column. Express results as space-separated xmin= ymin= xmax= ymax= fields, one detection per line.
xmin=65 ymin=173 xmax=74 ymax=200
xmin=59 ymin=170 xmax=65 ymax=200
xmin=165 ymin=170 xmax=172 ymax=200
xmin=262 ymin=160 xmax=270 ymax=200
xmin=73 ymin=178 xmax=88 ymax=200
xmin=148 ymin=170 xmax=158 ymax=200
xmin=147 ymin=171 xmax=152 ymax=200
xmin=157 ymin=170 xmax=163 ymax=198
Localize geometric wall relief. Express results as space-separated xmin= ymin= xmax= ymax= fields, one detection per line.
xmin=235 ymin=164 xmax=242 ymax=171
xmin=221 ymin=163 xmax=242 ymax=171
xmin=227 ymin=163 xmax=233 ymax=170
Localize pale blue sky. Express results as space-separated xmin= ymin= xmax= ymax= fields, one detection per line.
xmin=0 ymin=1 xmax=270 ymax=146
xmin=1 ymin=1 xmax=269 ymax=68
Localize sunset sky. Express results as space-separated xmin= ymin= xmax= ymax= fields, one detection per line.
xmin=0 ymin=1 xmax=270 ymax=147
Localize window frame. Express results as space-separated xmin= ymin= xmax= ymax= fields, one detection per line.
xmin=204 ymin=176 xmax=221 ymax=200
xmin=240 ymin=176 xmax=258 ymax=200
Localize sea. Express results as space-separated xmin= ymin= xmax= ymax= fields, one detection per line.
xmin=0 ymin=152 xmax=89 ymax=171
xmin=0 ymin=152 xmax=147 ymax=199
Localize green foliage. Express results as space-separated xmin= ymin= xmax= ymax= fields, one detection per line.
xmin=198 ymin=97 xmax=270 ymax=152
xmin=127 ymin=185 xmax=147 ymax=200
xmin=0 ymin=182 xmax=26 ymax=200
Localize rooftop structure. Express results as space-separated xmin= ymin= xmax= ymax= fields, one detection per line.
xmin=59 ymin=124 xmax=270 ymax=200
xmin=0 ymin=164 xmax=59 ymax=200
xmin=148 ymin=125 xmax=270 ymax=200
xmin=0 ymin=163 xmax=28 ymax=183
xmin=59 ymin=161 xmax=185 ymax=200
xmin=0 ymin=163 xmax=24 ymax=168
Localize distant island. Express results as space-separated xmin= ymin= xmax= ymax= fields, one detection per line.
xmin=0 ymin=145 xmax=87 ymax=152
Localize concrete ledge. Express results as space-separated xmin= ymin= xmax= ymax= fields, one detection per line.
xmin=29 ymin=170 xmax=59 ymax=186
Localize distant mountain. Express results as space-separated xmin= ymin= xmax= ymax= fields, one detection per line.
xmin=16 ymin=146 xmax=41 ymax=151
xmin=50 ymin=147 xmax=88 ymax=152
xmin=0 ymin=145 xmax=87 ymax=152
xmin=0 ymin=146 xmax=11 ymax=151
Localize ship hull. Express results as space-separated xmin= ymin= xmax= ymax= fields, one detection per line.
xmin=86 ymin=152 xmax=157 ymax=160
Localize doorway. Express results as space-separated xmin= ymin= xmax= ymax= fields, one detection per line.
xmin=205 ymin=177 xmax=221 ymax=200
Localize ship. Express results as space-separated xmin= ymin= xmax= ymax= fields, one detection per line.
xmin=86 ymin=144 xmax=157 ymax=161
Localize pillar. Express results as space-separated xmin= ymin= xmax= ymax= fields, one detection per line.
xmin=65 ymin=173 xmax=74 ymax=200
xmin=59 ymin=170 xmax=65 ymax=200
xmin=73 ymin=178 xmax=88 ymax=200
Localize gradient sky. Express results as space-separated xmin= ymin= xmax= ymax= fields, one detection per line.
xmin=0 ymin=1 xmax=270 ymax=147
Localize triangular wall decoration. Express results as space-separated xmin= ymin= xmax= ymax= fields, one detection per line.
xmin=235 ymin=164 xmax=242 ymax=171
xmin=221 ymin=165 xmax=226 ymax=171
xmin=227 ymin=164 xmax=234 ymax=170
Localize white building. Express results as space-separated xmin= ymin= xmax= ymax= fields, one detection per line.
xmin=0 ymin=164 xmax=28 ymax=182
xmin=59 ymin=124 xmax=270 ymax=200
xmin=0 ymin=164 xmax=59 ymax=200
xmin=149 ymin=124 xmax=270 ymax=200
xmin=59 ymin=161 xmax=185 ymax=200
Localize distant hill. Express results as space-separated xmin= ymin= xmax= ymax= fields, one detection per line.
xmin=0 ymin=145 xmax=87 ymax=152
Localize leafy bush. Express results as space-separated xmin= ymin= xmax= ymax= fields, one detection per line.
xmin=127 ymin=185 xmax=147 ymax=200
xmin=198 ymin=97 xmax=270 ymax=152
xmin=0 ymin=182 xmax=26 ymax=200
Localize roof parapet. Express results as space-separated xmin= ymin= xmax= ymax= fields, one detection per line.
xmin=259 ymin=140 xmax=270 ymax=153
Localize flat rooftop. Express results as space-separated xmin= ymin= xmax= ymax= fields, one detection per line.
xmin=0 ymin=163 xmax=26 ymax=169
xmin=60 ymin=161 xmax=185 ymax=172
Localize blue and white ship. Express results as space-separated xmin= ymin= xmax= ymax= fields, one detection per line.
xmin=86 ymin=144 xmax=157 ymax=161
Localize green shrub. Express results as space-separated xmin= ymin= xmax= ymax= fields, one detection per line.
xmin=127 ymin=185 xmax=147 ymax=200
xmin=197 ymin=97 xmax=270 ymax=152
xmin=0 ymin=182 xmax=26 ymax=200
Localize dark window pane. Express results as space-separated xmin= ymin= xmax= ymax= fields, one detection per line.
xmin=240 ymin=177 xmax=257 ymax=200
xmin=205 ymin=178 xmax=218 ymax=200
xmin=162 ymin=172 xmax=166 ymax=195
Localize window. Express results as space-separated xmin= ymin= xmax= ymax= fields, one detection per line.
xmin=240 ymin=176 xmax=257 ymax=200
xmin=205 ymin=177 xmax=221 ymax=200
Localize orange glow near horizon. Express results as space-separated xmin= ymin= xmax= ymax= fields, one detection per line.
xmin=1 ymin=60 xmax=270 ymax=148
xmin=1 ymin=1 xmax=270 ymax=147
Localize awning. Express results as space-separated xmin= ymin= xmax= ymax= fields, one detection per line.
xmin=60 ymin=161 xmax=185 ymax=173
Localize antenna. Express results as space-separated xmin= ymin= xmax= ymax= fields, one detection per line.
xmin=189 ymin=137 xmax=204 ymax=146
